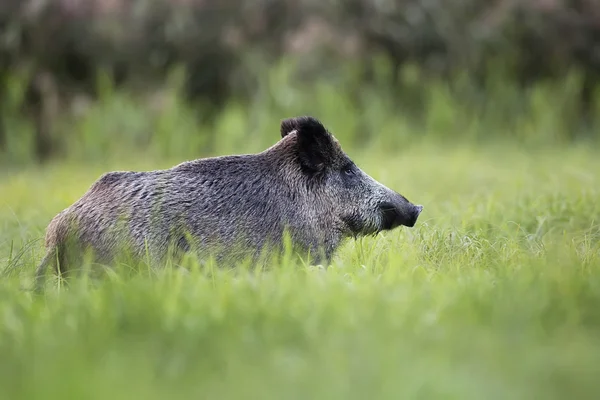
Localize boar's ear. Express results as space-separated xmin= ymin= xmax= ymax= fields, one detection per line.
xmin=281 ymin=116 xmax=335 ymax=172
xmin=280 ymin=117 xmax=299 ymax=138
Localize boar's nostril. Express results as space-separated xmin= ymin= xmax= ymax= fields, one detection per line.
xmin=379 ymin=202 xmax=423 ymax=230
xmin=405 ymin=204 xmax=424 ymax=227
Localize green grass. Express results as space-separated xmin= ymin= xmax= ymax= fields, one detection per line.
xmin=1 ymin=128 xmax=600 ymax=398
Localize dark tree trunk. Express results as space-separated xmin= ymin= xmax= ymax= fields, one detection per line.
xmin=27 ymin=70 xmax=58 ymax=163
xmin=0 ymin=113 xmax=5 ymax=152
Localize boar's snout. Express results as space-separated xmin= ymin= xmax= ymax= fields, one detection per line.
xmin=378 ymin=195 xmax=423 ymax=230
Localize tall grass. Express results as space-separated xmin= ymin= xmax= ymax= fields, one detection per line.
xmin=1 ymin=59 xmax=599 ymax=167
xmin=0 ymin=61 xmax=599 ymax=399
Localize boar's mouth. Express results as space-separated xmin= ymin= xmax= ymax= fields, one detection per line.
xmin=379 ymin=202 xmax=423 ymax=230
xmin=341 ymin=213 xmax=379 ymax=237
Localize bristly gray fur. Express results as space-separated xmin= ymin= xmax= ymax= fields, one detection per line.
xmin=35 ymin=116 xmax=423 ymax=291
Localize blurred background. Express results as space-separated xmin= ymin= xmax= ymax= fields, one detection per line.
xmin=1 ymin=6 xmax=600 ymax=398
xmin=1 ymin=0 xmax=599 ymax=166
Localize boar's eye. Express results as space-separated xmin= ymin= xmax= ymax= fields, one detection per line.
xmin=342 ymin=164 xmax=355 ymax=176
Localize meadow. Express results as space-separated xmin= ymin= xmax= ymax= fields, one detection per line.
xmin=1 ymin=70 xmax=600 ymax=399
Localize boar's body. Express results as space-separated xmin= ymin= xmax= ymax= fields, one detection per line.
xmin=49 ymin=151 xmax=335 ymax=266
xmin=35 ymin=116 xmax=423 ymax=290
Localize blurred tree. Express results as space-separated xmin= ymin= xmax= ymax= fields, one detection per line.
xmin=1 ymin=0 xmax=599 ymax=161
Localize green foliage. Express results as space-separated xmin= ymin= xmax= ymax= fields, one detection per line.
xmin=2 ymin=57 xmax=599 ymax=166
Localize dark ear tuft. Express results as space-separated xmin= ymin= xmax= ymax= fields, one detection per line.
xmin=280 ymin=116 xmax=326 ymax=138
xmin=280 ymin=116 xmax=335 ymax=172
xmin=280 ymin=119 xmax=297 ymax=138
